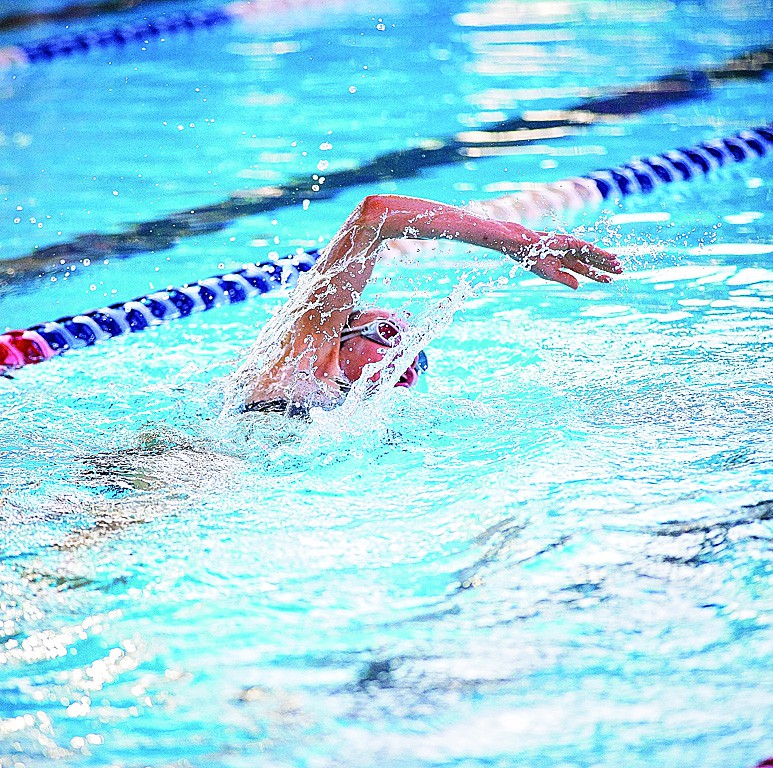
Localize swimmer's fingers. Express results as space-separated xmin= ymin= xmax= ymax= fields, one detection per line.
xmin=578 ymin=243 xmax=622 ymax=274
xmin=537 ymin=233 xmax=622 ymax=274
xmin=527 ymin=253 xmax=611 ymax=288
xmin=526 ymin=254 xmax=580 ymax=290
xmin=560 ymin=256 xmax=615 ymax=284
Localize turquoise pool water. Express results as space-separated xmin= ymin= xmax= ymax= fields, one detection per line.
xmin=1 ymin=1 xmax=772 ymax=766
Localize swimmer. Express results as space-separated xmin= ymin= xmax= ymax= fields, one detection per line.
xmin=238 ymin=194 xmax=621 ymax=415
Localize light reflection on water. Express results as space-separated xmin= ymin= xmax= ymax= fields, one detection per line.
xmin=2 ymin=253 xmax=771 ymax=765
xmin=1 ymin=0 xmax=772 ymax=765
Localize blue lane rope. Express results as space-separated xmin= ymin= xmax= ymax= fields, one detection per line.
xmin=29 ymin=249 xmax=318 ymax=356
xmin=0 ymin=1 xmax=192 ymax=33
xmin=0 ymin=9 xmax=770 ymax=77
xmin=1 ymin=123 xmax=771 ymax=372
xmin=1 ymin=7 xmax=233 ymax=66
xmin=582 ymin=126 xmax=772 ymax=200
xmin=0 ymin=1 xmax=347 ymax=68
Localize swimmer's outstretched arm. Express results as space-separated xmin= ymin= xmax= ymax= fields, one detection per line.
xmin=311 ymin=193 xmax=621 ymax=314
xmin=247 ymin=194 xmax=620 ymax=403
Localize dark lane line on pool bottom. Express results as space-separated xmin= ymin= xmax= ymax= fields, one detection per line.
xmin=1 ymin=123 xmax=770 ymax=375
xmin=1 ymin=42 xmax=772 ymax=291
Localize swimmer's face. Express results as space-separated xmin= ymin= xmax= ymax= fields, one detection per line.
xmin=339 ymin=309 xmax=423 ymax=388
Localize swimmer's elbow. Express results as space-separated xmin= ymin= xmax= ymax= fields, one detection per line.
xmin=358 ymin=194 xmax=418 ymax=241
xmin=359 ymin=194 xmax=392 ymax=226
xmin=361 ymin=193 xmax=415 ymax=225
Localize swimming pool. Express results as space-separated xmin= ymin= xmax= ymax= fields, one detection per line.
xmin=1 ymin=0 xmax=772 ymax=765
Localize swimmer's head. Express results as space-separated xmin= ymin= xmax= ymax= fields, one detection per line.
xmin=339 ymin=308 xmax=427 ymax=388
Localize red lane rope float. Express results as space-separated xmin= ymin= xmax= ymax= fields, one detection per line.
xmin=1 ymin=124 xmax=771 ymax=374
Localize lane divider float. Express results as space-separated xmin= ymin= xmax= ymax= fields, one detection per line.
xmin=479 ymin=126 xmax=773 ymax=216
xmin=1 ymin=124 xmax=771 ymax=373
xmin=0 ymin=0 xmax=344 ymax=69
xmin=1 ymin=250 xmax=319 ymax=372
xmin=383 ymin=124 xmax=772 ymax=254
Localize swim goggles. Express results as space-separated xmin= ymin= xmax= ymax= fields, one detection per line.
xmin=340 ymin=318 xmax=403 ymax=347
xmin=340 ymin=319 xmax=428 ymax=373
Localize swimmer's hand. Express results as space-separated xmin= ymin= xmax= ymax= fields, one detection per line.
xmin=520 ymin=232 xmax=622 ymax=290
